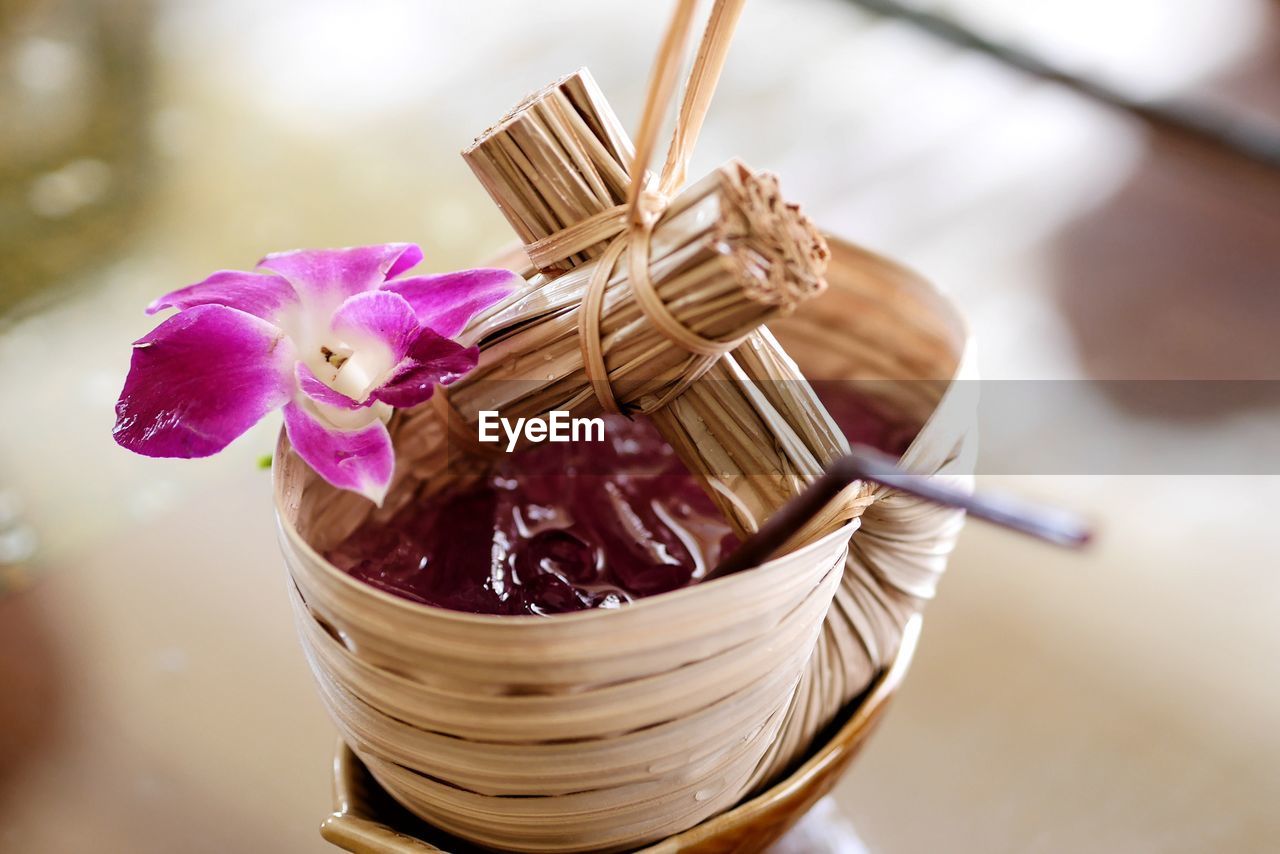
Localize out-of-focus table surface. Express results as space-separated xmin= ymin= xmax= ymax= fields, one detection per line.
xmin=2 ymin=1 xmax=1278 ymax=851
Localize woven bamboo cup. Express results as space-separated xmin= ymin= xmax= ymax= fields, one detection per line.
xmin=279 ymin=478 xmax=850 ymax=852
xmin=277 ymin=231 xmax=973 ymax=853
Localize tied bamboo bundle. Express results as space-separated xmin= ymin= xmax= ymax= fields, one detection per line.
xmin=463 ymin=68 xmax=867 ymax=550
xmin=387 ymin=157 xmax=828 ymax=508
xmin=463 ymin=62 xmax=971 ymax=782
xmin=441 ymin=158 xmax=826 ymax=426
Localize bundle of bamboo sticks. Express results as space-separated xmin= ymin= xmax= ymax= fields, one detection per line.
xmin=463 ymin=69 xmax=864 ymax=539
xmin=381 ymin=140 xmax=832 ymax=516
xmin=451 ymin=160 xmax=827 ymax=420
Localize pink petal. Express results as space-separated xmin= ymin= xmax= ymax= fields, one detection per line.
xmin=282 ymin=402 xmax=394 ymax=505
xmin=385 ymin=245 xmax=425 ymax=280
xmin=370 ymin=328 xmax=479 ymax=409
xmin=381 ymin=268 xmax=519 ymax=338
xmin=257 ymin=244 xmax=422 ymax=305
xmin=295 ymin=362 xmax=362 ymax=410
xmin=113 ymin=306 xmax=293 ymax=458
xmin=147 ymin=270 xmax=298 ymax=321
xmin=330 ymin=290 xmax=420 ymax=363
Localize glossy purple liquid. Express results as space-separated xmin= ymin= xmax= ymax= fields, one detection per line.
xmin=328 ymin=391 xmax=916 ymax=616
xmin=327 ymin=415 xmax=739 ymax=616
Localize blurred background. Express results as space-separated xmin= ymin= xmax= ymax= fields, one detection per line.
xmin=1 ymin=0 xmax=1277 ymax=851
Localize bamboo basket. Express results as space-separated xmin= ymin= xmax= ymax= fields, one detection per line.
xmin=322 ymin=615 xmax=922 ymax=854
xmin=279 ymin=482 xmax=850 ymax=852
xmin=276 ymin=233 xmax=973 ymax=853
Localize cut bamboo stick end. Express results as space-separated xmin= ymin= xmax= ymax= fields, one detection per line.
xmin=710 ymin=163 xmax=830 ymax=312
xmin=463 ymin=68 xmax=633 ymax=273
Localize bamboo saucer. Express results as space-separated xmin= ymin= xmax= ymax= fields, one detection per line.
xmin=320 ymin=615 xmax=921 ymax=854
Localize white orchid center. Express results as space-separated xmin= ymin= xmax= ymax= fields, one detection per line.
xmin=320 ymin=341 xmax=389 ymax=403
xmin=317 ymin=334 xmax=394 ymax=403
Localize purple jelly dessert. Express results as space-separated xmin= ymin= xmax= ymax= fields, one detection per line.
xmin=327 ymin=391 xmax=915 ymax=616
xmin=327 ymin=414 xmax=739 ymax=616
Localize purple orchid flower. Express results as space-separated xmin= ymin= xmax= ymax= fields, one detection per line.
xmin=113 ymin=243 xmax=517 ymax=505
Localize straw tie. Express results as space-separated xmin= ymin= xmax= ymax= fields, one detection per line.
xmin=566 ymin=0 xmax=748 ymax=414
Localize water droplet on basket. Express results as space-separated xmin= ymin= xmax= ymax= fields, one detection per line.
xmin=647 ymin=756 xmax=684 ymax=775
xmin=694 ymin=788 xmax=715 ymax=802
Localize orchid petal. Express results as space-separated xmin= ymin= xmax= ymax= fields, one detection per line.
xmin=147 ymin=270 xmax=299 ymax=321
xmin=258 ymin=243 xmax=422 ymax=305
xmin=295 ymin=362 xmax=362 ymax=410
xmin=282 ymin=402 xmax=394 ymax=505
xmin=370 ymin=328 xmax=479 ymax=409
xmin=113 ymin=305 xmax=293 ymax=458
xmin=385 ymin=245 xmax=425 ymax=280
xmin=330 ymin=290 xmax=421 ymax=363
xmin=381 ymin=268 xmax=519 ymax=338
